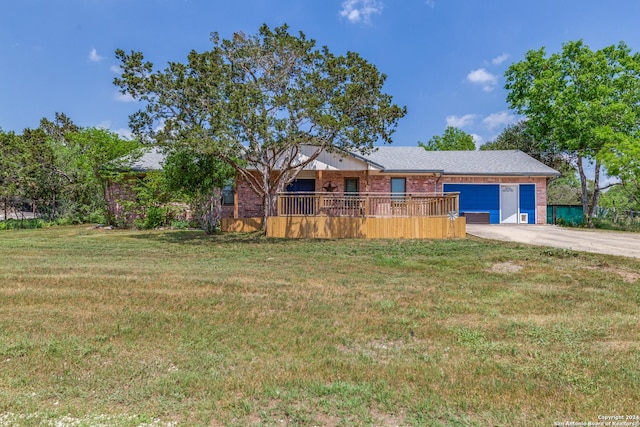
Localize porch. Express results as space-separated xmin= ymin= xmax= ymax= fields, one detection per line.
xmin=277 ymin=192 xmax=460 ymax=218
xmin=267 ymin=192 xmax=466 ymax=239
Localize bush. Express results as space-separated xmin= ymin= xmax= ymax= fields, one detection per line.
xmin=0 ymin=219 xmax=46 ymax=230
xmin=170 ymin=220 xmax=192 ymax=229
xmin=147 ymin=206 xmax=166 ymax=229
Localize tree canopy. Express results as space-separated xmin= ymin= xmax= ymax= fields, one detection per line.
xmin=163 ymin=149 xmax=234 ymax=233
xmin=420 ymin=126 xmax=475 ymax=151
xmin=61 ymin=127 xmax=142 ymax=225
xmin=505 ymin=40 xmax=640 ymax=225
xmin=114 ymin=23 xmax=406 ymax=230
xmin=597 ymin=129 xmax=640 ymax=207
xmin=0 ymin=113 xmax=141 ymax=225
xmin=479 ymin=121 xmax=565 ymax=168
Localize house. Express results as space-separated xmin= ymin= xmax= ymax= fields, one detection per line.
xmin=227 ymin=147 xmax=560 ymax=235
xmin=116 ymin=146 xmax=559 ymax=238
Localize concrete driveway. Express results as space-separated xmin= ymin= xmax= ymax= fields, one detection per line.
xmin=466 ymin=224 xmax=640 ymax=259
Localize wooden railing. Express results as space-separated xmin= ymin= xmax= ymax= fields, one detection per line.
xmin=277 ymin=192 xmax=459 ymax=218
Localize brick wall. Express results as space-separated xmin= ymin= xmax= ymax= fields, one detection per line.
xmin=228 ymin=171 xmax=550 ymax=224
xmin=316 ymin=171 xmax=369 ymax=192
xmin=367 ymin=175 xmax=438 ymax=193
xmin=234 ymin=175 xmax=264 ymax=219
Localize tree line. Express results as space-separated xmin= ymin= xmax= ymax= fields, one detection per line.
xmin=420 ymin=40 xmax=640 ymax=226
xmin=3 ymin=25 xmax=640 ymax=229
xmin=0 ymin=113 xmax=140 ymax=225
xmin=0 ymin=113 xmax=236 ymax=232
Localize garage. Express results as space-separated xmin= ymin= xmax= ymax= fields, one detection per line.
xmin=444 ymin=183 xmax=536 ymax=224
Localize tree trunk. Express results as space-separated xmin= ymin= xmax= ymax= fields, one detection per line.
xmin=577 ymin=157 xmax=591 ymax=227
xmin=588 ymin=158 xmax=602 ymax=225
xmin=260 ymin=191 xmax=278 ymax=234
xmin=102 ymin=180 xmax=113 ymax=226
xmin=197 ymin=188 xmax=223 ymax=234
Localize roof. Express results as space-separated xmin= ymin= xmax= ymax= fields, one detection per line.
xmin=125 ymin=146 xmax=561 ymax=177
xmin=130 ymin=148 xmax=165 ymax=172
xmin=359 ymin=147 xmax=560 ymax=177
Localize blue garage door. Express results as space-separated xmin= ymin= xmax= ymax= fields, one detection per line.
xmin=444 ymin=184 xmax=500 ymax=224
xmin=519 ymin=184 xmax=536 ymax=224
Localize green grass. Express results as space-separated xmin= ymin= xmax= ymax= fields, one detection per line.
xmin=0 ymin=226 xmax=639 ymax=426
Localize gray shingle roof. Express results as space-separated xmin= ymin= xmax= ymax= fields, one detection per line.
xmin=125 ymin=146 xmax=560 ymax=177
xmin=359 ymin=147 xmax=560 ymax=176
xmin=130 ymin=148 xmax=165 ymax=171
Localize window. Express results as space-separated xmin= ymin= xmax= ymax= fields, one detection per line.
xmin=390 ymin=178 xmax=406 ymax=195
xmin=391 ymin=177 xmax=406 ymax=206
xmin=222 ymin=185 xmax=235 ymax=205
xmin=344 ymin=178 xmax=359 ymax=194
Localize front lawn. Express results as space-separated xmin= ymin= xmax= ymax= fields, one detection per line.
xmin=0 ymin=226 xmax=638 ymax=426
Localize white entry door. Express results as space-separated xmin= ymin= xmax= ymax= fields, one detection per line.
xmin=500 ymin=185 xmax=519 ymax=223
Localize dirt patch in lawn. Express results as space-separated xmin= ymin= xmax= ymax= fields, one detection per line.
xmin=490 ymin=262 xmax=523 ymax=273
xmin=584 ymin=265 xmax=640 ymax=283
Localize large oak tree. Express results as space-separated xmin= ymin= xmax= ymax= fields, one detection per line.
xmin=114 ymin=24 xmax=406 ymax=230
xmin=505 ymin=40 xmax=640 ymax=226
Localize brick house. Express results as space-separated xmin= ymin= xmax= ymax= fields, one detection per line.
xmin=229 ymin=146 xmax=560 ymax=225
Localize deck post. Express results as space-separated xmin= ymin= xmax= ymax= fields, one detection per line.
xmin=364 ymin=194 xmax=370 ymax=217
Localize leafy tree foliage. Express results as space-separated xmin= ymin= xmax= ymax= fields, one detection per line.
xmin=114 ymin=23 xmax=406 ymax=230
xmin=0 ymin=114 xmax=141 ymax=225
xmin=505 ymin=40 xmax=640 ymax=226
xmin=62 ymin=128 xmax=141 ymax=225
xmin=20 ymin=126 xmax=68 ymax=219
xmin=599 ymin=184 xmax=640 ymax=211
xmin=480 ymin=120 xmax=580 ymax=205
xmin=597 ymin=129 xmax=640 ymax=207
xmin=480 ymin=121 xmax=566 ymax=168
xmin=420 ymin=126 xmax=475 ymax=151
xmin=163 ymin=149 xmax=234 ymax=233
xmin=0 ymin=129 xmax=27 ymax=219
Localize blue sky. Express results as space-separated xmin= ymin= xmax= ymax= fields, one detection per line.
xmin=2 ymin=0 xmax=640 ymax=148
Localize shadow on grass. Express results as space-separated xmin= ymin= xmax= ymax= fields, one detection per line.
xmin=124 ymin=229 xmax=337 ymax=247
xmin=126 ymin=228 xmax=353 ymax=248
xmin=127 ymin=229 xmax=269 ymax=245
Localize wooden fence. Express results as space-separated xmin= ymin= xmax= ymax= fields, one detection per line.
xmin=277 ymin=192 xmax=459 ymax=218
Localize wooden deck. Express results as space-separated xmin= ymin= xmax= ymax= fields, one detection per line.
xmin=267 ymin=216 xmax=466 ymax=239
xmin=221 ymin=192 xmax=466 ymax=239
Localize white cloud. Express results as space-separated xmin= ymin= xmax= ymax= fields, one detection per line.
xmin=492 ymin=53 xmax=509 ymax=65
xmin=89 ymin=48 xmax=104 ymax=63
xmin=96 ymin=120 xmax=112 ymax=129
xmin=114 ymin=91 xmax=135 ymax=103
xmin=110 ymin=65 xmax=121 ymax=74
xmin=482 ymin=111 xmax=518 ymax=131
xmin=471 ymin=133 xmax=484 ymax=149
xmin=94 ymin=121 xmax=133 ymax=140
xmin=425 ymin=0 xmax=435 ymax=7
xmin=467 ymin=68 xmax=498 ymax=92
xmin=446 ymin=114 xmax=477 ymax=128
xmin=113 ymin=128 xmax=134 ymax=140
xmin=340 ymin=0 xmax=383 ymax=24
